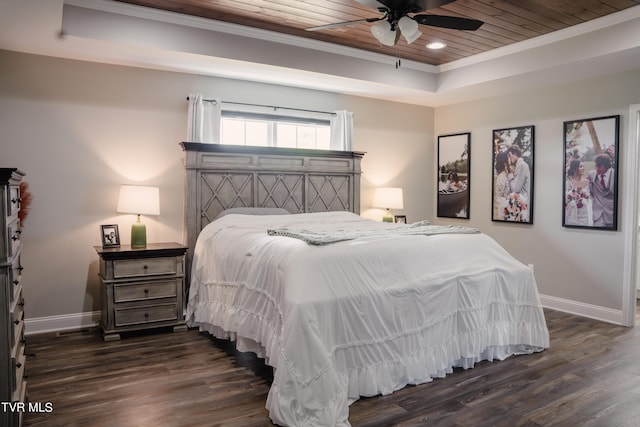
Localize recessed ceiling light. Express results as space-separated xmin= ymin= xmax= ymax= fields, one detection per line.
xmin=426 ymin=41 xmax=446 ymax=50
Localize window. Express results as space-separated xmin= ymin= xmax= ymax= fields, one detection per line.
xmin=220 ymin=110 xmax=331 ymax=150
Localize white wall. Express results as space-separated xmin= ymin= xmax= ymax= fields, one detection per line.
xmin=434 ymin=69 xmax=640 ymax=319
xmin=0 ymin=50 xmax=433 ymax=328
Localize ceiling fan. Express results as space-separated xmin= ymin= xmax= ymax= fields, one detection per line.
xmin=306 ymin=0 xmax=483 ymax=46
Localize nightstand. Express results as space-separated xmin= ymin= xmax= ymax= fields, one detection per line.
xmin=94 ymin=242 xmax=188 ymax=342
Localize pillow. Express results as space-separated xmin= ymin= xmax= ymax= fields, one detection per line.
xmin=215 ymin=207 xmax=291 ymax=220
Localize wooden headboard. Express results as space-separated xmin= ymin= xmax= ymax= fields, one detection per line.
xmin=180 ymin=142 xmax=365 ymax=258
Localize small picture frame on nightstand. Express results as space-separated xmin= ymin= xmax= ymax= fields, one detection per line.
xmin=394 ymin=215 xmax=407 ymax=224
xmin=101 ymin=224 xmax=120 ymax=248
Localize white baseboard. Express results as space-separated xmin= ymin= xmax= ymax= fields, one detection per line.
xmin=23 ymin=295 xmax=630 ymax=336
xmin=539 ymin=294 xmax=626 ymax=326
xmin=25 ymin=311 xmax=101 ymax=336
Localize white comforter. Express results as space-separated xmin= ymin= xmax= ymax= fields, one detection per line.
xmin=186 ymin=212 xmax=549 ymax=426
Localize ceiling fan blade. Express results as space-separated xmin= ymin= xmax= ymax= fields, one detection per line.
xmin=366 ymin=0 xmax=456 ymax=13
xmin=354 ymin=0 xmax=389 ymax=10
xmin=306 ymin=16 xmax=384 ymax=31
xmin=413 ymin=14 xmax=483 ymax=30
xmin=415 ymin=0 xmax=457 ymax=10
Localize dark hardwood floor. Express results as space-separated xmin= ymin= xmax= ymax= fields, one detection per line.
xmin=23 ymin=308 xmax=640 ymax=427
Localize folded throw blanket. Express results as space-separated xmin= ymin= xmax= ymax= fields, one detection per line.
xmin=266 ymin=223 xmax=480 ymax=245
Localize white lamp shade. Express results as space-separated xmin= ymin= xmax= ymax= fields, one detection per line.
xmin=117 ymin=185 xmax=160 ymax=215
xmin=398 ymin=17 xmax=422 ymax=44
xmin=373 ymin=187 xmax=404 ymax=210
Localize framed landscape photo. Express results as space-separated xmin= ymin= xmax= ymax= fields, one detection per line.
xmin=437 ymin=132 xmax=470 ymax=219
xmin=101 ymin=224 xmax=120 ymax=248
xmin=563 ymin=115 xmax=619 ymax=230
xmin=394 ymin=215 xmax=407 ymax=224
xmin=492 ymin=125 xmax=534 ymax=224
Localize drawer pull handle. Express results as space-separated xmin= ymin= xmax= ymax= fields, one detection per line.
xmin=12 ymin=235 xmax=18 ymax=241
xmin=15 ymin=362 xmax=22 ymax=368
xmin=144 ymin=312 xmax=150 ymax=319
xmin=16 ymin=229 xmax=22 ymax=235
xmin=144 ymin=288 xmax=149 ymax=295
xmin=11 ymin=197 xmax=22 ymax=204
xmin=14 ymin=319 xmax=20 ymax=325
xmin=13 ymin=280 xmax=19 ymax=285
xmin=143 ymin=265 xmax=148 ymax=270
xmin=19 ymin=301 xmax=25 ymax=307
xmin=17 ymin=266 xmax=24 ymax=272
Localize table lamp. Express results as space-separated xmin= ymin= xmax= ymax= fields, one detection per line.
xmin=373 ymin=187 xmax=404 ymax=223
xmin=117 ymin=185 xmax=160 ymax=248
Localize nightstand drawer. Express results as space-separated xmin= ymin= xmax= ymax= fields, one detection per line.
xmin=114 ymin=303 xmax=178 ymax=326
xmin=114 ymin=280 xmax=178 ymax=303
xmin=113 ymin=257 xmax=177 ymax=278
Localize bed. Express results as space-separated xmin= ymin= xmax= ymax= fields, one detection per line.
xmin=180 ymin=142 xmax=549 ymax=426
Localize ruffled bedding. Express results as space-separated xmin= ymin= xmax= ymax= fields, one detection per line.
xmin=186 ymin=211 xmax=549 ymax=426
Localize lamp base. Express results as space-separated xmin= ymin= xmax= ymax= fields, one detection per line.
xmin=382 ymin=210 xmax=394 ymax=223
xmin=131 ymin=218 xmax=147 ymax=249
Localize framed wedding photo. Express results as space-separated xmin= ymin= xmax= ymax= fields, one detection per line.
xmin=492 ymin=125 xmax=534 ymax=224
xmin=437 ymin=132 xmax=470 ymax=219
xmin=101 ymin=224 xmax=120 ymax=248
xmin=562 ymin=115 xmax=619 ymax=230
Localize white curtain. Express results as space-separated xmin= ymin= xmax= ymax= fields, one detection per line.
xmin=330 ymin=110 xmax=354 ymax=151
xmin=187 ymin=94 xmax=221 ymax=143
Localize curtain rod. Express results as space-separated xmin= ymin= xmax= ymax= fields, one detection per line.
xmin=186 ymin=97 xmax=335 ymax=116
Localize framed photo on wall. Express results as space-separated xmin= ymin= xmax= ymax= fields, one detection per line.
xmin=101 ymin=224 xmax=120 ymax=248
xmin=563 ymin=115 xmax=619 ymax=230
xmin=437 ymin=132 xmax=470 ymax=219
xmin=492 ymin=125 xmax=534 ymax=224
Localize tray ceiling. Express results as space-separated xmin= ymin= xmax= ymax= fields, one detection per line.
xmin=114 ymin=0 xmax=640 ymax=66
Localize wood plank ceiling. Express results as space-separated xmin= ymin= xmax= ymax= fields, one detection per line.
xmin=114 ymin=0 xmax=640 ymax=66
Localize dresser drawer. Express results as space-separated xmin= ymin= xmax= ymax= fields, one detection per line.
xmin=11 ymin=345 xmax=26 ymax=394
xmin=113 ymin=257 xmax=178 ymax=278
xmin=9 ymin=256 xmax=22 ymax=304
xmin=8 ymin=184 xmax=21 ymax=217
xmin=7 ymin=217 xmax=21 ymax=258
xmin=10 ymin=290 xmax=25 ymax=349
xmin=113 ymin=279 xmax=178 ymax=303
xmin=114 ymin=303 xmax=178 ymax=326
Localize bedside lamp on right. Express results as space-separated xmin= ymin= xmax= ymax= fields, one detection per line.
xmin=373 ymin=187 xmax=404 ymax=223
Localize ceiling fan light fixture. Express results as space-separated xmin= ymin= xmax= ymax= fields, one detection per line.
xmin=426 ymin=41 xmax=447 ymax=50
xmin=398 ymin=16 xmax=422 ymax=44
xmin=371 ymin=20 xmax=398 ymax=46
